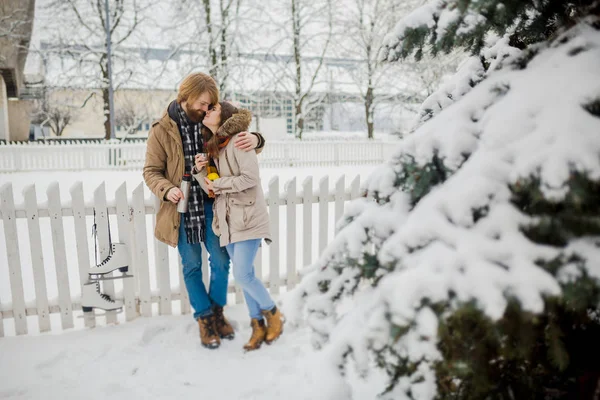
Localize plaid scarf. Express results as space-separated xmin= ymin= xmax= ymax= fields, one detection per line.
xmin=175 ymin=102 xmax=206 ymax=244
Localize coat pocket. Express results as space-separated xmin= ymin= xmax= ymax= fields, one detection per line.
xmin=228 ymin=195 xmax=255 ymax=230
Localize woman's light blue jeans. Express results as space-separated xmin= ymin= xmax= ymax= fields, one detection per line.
xmin=226 ymin=239 xmax=275 ymax=320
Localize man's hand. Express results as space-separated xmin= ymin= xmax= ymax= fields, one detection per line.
xmin=166 ymin=187 xmax=183 ymax=204
xmin=234 ymin=131 xmax=258 ymax=152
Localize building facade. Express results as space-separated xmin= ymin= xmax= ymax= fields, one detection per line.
xmin=0 ymin=0 xmax=36 ymax=141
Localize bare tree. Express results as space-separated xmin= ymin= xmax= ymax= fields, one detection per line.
xmin=335 ymin=0 xmax=417 ymax=139
xmin=290 ymin=0 xmax=333 ymax=139
xmin=40 ymin=0 xmax=153 ymax=140
xmin=174 ymin=0 xmax=242 ymax=95
xmin=251 ymin=0 xmax=333 ymax=138
xmin=30 ymin=89 xmax=76 ymax=137
xmin=114 ymin=98 xmax=149 ymax=135
xmin=45 ymin=105 xmax=73 ymax=136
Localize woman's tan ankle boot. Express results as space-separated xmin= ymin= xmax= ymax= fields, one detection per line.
xmin=244 ymin=318 xmax=266 ymax=351
xmin=262 ymin=306 xmax=285 ymax=344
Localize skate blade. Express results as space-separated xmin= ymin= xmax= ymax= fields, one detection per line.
xmin=78 ymin=307 xmax=124 ymax=318
xmin=87 ymin=274 xmax=134 ymax=282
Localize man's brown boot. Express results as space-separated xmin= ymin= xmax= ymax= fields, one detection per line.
xmin=262 ymin=306 xmax=285 ymax=344
xmin=213 ymin=305 xmax=235 ymax=340
xmin=197 ymin=314 xmax=220 ymax=349
xmin=243 ymin=318 xmax=266 ymax=351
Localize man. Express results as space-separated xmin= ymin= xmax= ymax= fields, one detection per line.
xmin=143 ymin=72 xmax=265 ymax=349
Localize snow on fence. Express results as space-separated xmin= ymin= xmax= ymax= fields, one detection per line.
xmin=0 ymin=140 xmax=397 ymax=172
xmin=0 ymin=175 xmax=363 ymax=336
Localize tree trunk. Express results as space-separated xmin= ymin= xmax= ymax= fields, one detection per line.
xmin=365 ymin=40 xmax=375 ymax=140
xmin=365 ymin=84 xmax=374 ymax=139
xmin=292 ymin=0 xmax=303 ymax=139
xmin=295 ymin=101 xmax=304 ymax=139
xmin=102 ymin=86 xmax=111 ymax=140
xmin=203 ymin=0 xmax=219 ymax=80
xmin=219 ymin=0 xmax=229 ymax=95
xmin=101 ymin=63 xmax=111 ymax=140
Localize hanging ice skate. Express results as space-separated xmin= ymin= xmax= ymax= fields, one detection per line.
xmin=81 ymin=281 xmax=123 ymax=313
xmin=81 ymin=208 xmax=133 ymax=315
xmin=88 ymin=208 xmax=133 ymax=282
xmin=88 ymin=243 xmax=134 ymax=281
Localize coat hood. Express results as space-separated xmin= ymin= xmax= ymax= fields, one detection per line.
xmin=216 ymin=108 xmax=252 ymax=138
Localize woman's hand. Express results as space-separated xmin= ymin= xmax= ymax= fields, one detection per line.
xmin=194 ymin=153 xmax=208 ymax=173
xmin=204 ymin=177 xmax=215 ymax=192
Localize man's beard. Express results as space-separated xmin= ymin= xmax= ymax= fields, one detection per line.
xmin=186 ymin=108 xmax=205 ymax=123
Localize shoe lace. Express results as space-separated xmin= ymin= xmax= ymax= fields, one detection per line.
xmin=95 ymin=282 xmax=116 ymax=303
xmin=98 ymin=253 xmax=113 ymax=266
xmin=202 ymin=315 xmax=218 ymax=337
xmin=214 ymin=308 xmax=226 ymax=328
xmin=91 ymin=209 xmax=115 ymax=266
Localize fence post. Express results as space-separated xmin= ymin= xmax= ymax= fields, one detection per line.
xmin=178 ymin=256 xmax=191 ymax=315
xmin=335 ymin=175 xmax=345 ymax=233
xmin=84 ymin=147 xmax=91 ymax=170
xmin=284 ymin=144 xmax=291 ymax=167
xmin=334 ymin=143 xmax=340 ymax=166
xmin=350 ymin=175 xmax=361 ymax=199
xmin=132 ymin=183 xmax=152 ymax=317
xmin=268 ymin=177 xmax=280 ymax=294
xmin=0 ymin=183 xmax=27 ymax=335
xmin=318 ymin=176 xmax=329 ymax=255
xmin=70 ymin=181 xmax=96 ymax=328
xmin=116 ymin=183 xmax=138 ymax=320
xmin=23 ymin=185 xmax=51 ymax=333
xmin=93 ymin=183 xmax=118 ymax=324
xmin=285 ymin=177 xmax=297 ymax=289
xmin=47 ymin=182 xmax=74 ymax=330
xmin=302 ymin=176 xmax=313 ymax=268
xmin=152 ymin=195 xmax=172 ymax=316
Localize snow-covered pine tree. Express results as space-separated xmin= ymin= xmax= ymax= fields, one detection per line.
xmin=287 ymin=1 xmax=600 ymax=398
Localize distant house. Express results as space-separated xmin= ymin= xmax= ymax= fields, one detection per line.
xmin=0 ymin=0 xmax=36 ymax=141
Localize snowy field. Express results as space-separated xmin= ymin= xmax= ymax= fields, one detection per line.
xmin=0 ymin=301 xmax=385 ymax=400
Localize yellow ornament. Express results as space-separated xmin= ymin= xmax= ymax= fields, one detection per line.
xmin=207 ymin=172 xmax=220 ymax=181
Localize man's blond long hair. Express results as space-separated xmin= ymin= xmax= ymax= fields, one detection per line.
xmin=177 ymin=72 xmax=219 ymax=105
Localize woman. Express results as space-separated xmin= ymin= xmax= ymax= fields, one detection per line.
xmin=193 ymin=101 xmax=284 ymax=351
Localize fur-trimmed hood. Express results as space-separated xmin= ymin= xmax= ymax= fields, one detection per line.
xmin=215 ymin=108 xmax=252 ymax=138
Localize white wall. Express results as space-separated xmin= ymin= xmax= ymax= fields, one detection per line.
xmin=250 ymin=117 xmax=288 ymax=140
xmin=0 ymin=75 xmax=9 ymax=141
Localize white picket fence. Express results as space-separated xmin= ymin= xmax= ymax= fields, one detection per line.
xmin=0 ymin=140 xmax=396 ymax=172
xmin=0 ymin=175 xmax=363 ymax=336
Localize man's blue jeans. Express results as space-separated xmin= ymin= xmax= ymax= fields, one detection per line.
xmin=226 ymin=239 xmax=275 ymax=320
xmin=177 ymin=200 xmax=230 ymax=320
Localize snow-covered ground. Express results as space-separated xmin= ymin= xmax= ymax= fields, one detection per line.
xmin=0 ymin=300 xmax=385 ymax=400
xmin=0 ymin=165 xmax=382 ymax=399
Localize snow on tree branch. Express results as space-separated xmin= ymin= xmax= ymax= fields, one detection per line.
xmin=287 ymin=18 xmax=600 ymax=398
